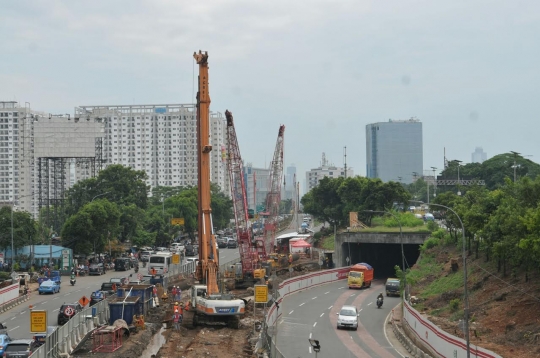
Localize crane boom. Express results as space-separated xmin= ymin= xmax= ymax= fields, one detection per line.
xmin=225 ymin=110 xmax=267 ymax=285
xmin=194 ymin=50 xmax=218 ymax=295
xmin=264 ymin=125 xmax=285 ymax=253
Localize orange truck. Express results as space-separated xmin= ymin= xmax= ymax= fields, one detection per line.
xmin=347 ymin=263 xmax=373 ymax=289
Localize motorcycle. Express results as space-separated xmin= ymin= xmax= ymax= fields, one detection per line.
xmin=70 ymin=276 xmax=76 ymax=286
xmin=376 ymin=297 xmax=383 ymax=309
xmin=142 ymin=261 xmax=147 ymax=268
xmin=134 ymin=265 xmax=139 ymax=273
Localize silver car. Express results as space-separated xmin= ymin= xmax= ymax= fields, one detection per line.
xmin=336 ymin=305 xmax=359 ymax=330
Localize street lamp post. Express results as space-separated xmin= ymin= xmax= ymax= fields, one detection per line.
xmin=364 ymin=210 xmax=406 ymax=298
xmin=411 ymin=200 xmax=470 ymax=358
xmin=455 ymin=160 xmax=463 ymax=196
xmin=431 ymin=167 xmax=437 ymax=198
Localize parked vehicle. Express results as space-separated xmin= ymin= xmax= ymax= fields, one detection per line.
xmin=0 ymin=333 xmax=11 ymax=356
xmin=114 ymin=258 xmax=130 ymax=271
xmin=38 ymin=280 xmax=60 ymax=295
xmin=347 ymin=263 xmax=374 ymax=289
xmin=336 ymin=305 xmax=359 ymax=330
xmin=3 ymin=339 xmax=38 ymax=357
xmin=89 ymin=263 xmax=105 ymax=276
xmin=57 ymin=303 xmax=83 ymax=326
xmin=385 ymin=278 xmax=401 ymax=297
xmin=227 ymin=239 xmax=238 ymax=249
xmin=90 ymin=291 xmax=107 ymax=306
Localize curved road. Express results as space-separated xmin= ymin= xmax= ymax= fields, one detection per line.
xmin=277 ymin=280 xmax=404 ymax=358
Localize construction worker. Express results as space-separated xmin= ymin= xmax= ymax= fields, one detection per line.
xmin=175 ymin=286 xmax=182 ymax=301
xmin=173 ymin=301 xmax=180 ymax=313
xmin=150 ymin=267 xmax=157 ymax=276
xmin=171 ymin=286 xmax=177 ymax=299
xmin=172 ymin=309 xmax=182 ymax=331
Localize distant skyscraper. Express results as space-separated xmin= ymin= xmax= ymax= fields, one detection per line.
xmin=471 ymin=147 xmax=487 ymax=163
xmin=366 ymin=118 xmax=423 ymax=184
xmin=305 ymin=153 xmax=353 ymax=191
xmin=283 ymin=164 xmax=296 ymax=200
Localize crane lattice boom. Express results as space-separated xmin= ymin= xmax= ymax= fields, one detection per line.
xmin=264 ymin=125 xmax=285 ymax=253
xmin=225 ymin=110 xmax=267 ymax=277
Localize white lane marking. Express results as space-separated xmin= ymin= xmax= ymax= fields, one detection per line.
xmin=339 ymin=287 xmax=345 ymax=289
xmin=20 ymin=311 xmax=26 ymax=315
xmin=63 ymin=294 xmax=69 ymax=297
xmin=289 ymin=310 xmax=294 ymax=315
xmin=368 ymin=302 xmax=373 ymax=306
xmin=53 ymin=297 xmax=58 ymax=300
xmin=328 ymin=305 xmax=333 ymax=310
xmin=53 ymin=308 xmax=59 ymax=312
xmin=41 ymin=301 xmax=47 ymax=305
xmin=359 ymin=308 xmax=363 ymax=312
xmin=10 ymin=317 xmax=15 ymax=320
xmin=350 ymin=293 xmax=355 ymax=297
xmin=320 ymin=313 xmax=324 ymax=317
xmin=313 ymin=322 xmax=317 ymax=327
xmin=312 ymin=297 xmax=317 ymax=300
xmin=309 ymin=347 xmax=312 ymax=354
xmin=75 ymin=290 xmax=81 ymax=292
xmin=8 ymin=326 xmax=19 ymax=332
xmin=299 ymin=303 xmax=305 ymax=306
xmin=324 ymin=291 xmax=330 ymax=294
xmin=309 ymin=333 xmax=312 ymax=339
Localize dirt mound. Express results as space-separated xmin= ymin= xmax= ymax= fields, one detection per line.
xmin=411 ymin=245 xmax=540 ymax=358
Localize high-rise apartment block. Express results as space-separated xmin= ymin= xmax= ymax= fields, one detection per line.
xmin=471 ymin=147 xmax=487 ymax=164
xmin=366 ymin=118 xmax=423 ymax=184
xmin=75 ymin=104 xmax=229 ymax=194
xmin=305 ymin=153 xmax=353 ymax=191
xmin=1 ymin=102 xmax=230 ymax=218
xmin=283 ymin=164 xmax=296 ymax=200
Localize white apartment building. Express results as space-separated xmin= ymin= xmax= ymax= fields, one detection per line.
xmin=75 ymin=104 xmax=229 ymax=194
xmin=305 ymin=153 xmax=354 ymax=191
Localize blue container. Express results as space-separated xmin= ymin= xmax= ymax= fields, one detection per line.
xmin=108 ymin=297 xmax=140 ymax=325
xmin=116 ymin=285 xmax=153 ymax=317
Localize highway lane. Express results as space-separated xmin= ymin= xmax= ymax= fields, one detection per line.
xmin=277 ymin=280 xmax=404 ymax=358
xmin=0 ymin=265 xmax=147 ymax=340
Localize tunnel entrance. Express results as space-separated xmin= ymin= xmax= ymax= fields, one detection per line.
xmin=341 ymin=242 xmax=420 ymax=278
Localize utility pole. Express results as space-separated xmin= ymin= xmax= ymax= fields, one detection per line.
xmin=431 ymin=167 xmax=437 ymax=198
xmin=343 ymin=146 xmax=347 ymax=179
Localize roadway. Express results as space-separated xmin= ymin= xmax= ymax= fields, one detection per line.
xmin=276 ymin=280 xmax=404 ymax=358
xmin=0 ymin=253 xmax=205 ymax=340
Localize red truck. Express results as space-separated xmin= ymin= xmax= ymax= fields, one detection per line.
xmin=347 ymin=263 xmax=374 ymax=289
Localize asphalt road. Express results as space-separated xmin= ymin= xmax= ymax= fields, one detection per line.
xmin=277 ymin=279 xmax=404 ymax=358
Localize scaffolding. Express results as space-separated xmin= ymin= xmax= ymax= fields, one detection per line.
xmin=91 ymin=325 xmax=123 ymax=353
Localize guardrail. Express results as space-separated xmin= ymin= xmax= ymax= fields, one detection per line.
xmin=30 ymin=260 xmax=196 ymax=357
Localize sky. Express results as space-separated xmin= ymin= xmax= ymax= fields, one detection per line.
xmin=2 ymin=1 xmax=540 ymax=194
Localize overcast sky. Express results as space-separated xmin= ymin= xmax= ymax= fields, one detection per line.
xmin=2 ymin=1 xmax=539 ymax=192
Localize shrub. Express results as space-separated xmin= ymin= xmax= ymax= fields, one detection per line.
xmin=449 ymin=298 xmax=460 ymax=312
xmin=13 ymin=263 xmax=20 ymax=271
xmin=421 ymin=237 xmax=440 ymax=252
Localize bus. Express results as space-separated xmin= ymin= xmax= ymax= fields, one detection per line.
xmin=148 ymin=252 xmax=172 ymax=275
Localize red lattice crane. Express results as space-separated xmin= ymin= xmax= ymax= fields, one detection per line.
xmin=264 ymin=125 xmax=285 ymax=254
xmin=225 ymin=110 xmax=267 ymax=286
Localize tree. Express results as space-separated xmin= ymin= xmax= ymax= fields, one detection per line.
xmin=61 ymin=199 xmax=121 ymax=256
xmin=0 ymin=207 xmax=37 ymax=251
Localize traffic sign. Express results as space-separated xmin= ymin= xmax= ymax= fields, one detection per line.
xmin=172 ymin=254 xmax=180 ymax=265
xmin=79 ymin=295 xmax=90 ymax=307
xmin=171 ymin=218 xmax=185 ymax=225
xmin=254 ymin=285 xmax=268 ymax=303
xmin=30 ymin=310 xmax=47 ymax=333
xmin=64 ymin=306 xmax=75 ymax=316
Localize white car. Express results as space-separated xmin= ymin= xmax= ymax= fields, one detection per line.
xmin=336 ymin=305 xmax=358 ymax=330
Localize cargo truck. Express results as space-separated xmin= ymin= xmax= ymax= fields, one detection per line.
xmin=347 ymin=263 xmax=373 ymax=289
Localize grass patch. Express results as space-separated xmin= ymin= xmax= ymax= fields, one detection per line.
xmin=320 ymin=235 xmax=335 ymax=250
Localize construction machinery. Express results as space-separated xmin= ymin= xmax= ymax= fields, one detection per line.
xmin=183 ymin=51 xmax=245 ymax=329
xmin=262 ymin=125 xmax=285 ymax=254
xmin=224 ymin=110 xmax=268 ymax=288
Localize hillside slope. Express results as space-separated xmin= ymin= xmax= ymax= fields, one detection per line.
xmin=409 ymin=243 xmax=540 ymax=358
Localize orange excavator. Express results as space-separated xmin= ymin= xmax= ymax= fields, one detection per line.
xmin=182 ymin=51 xmax=245 ymax=329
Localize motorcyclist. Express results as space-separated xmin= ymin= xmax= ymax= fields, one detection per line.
xmin=377 ymin=292 xmax=384 ymax=306
xmin=70 ymin=273 xmax=76 ymax=285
